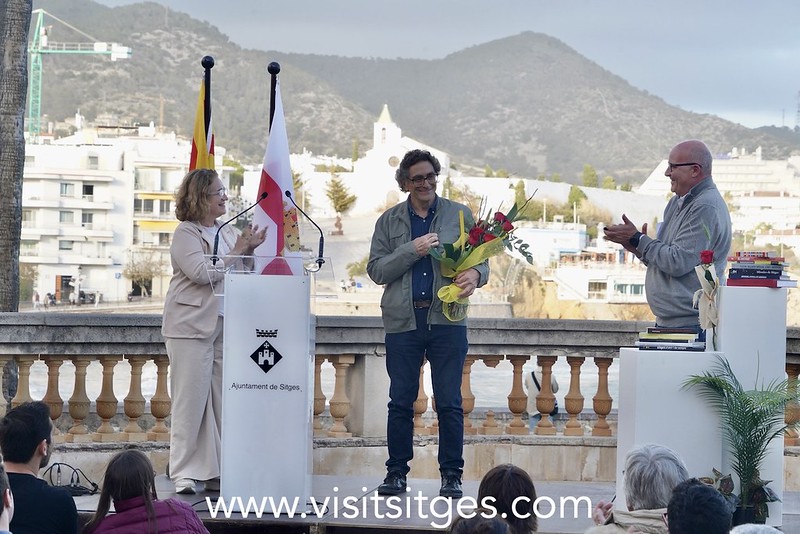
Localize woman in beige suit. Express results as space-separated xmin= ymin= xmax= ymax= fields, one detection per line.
xmin=162 ymin=168 xmax=266 ymax=494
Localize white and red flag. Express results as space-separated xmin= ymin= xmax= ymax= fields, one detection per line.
xmin=252 ymin=81 xmax=302 ymax=274
xmin=189 ymin=76 xmax=215 ymax=170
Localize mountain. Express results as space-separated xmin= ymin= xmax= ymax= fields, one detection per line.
xmin=32 ymin=0 xmax=799 ymax=183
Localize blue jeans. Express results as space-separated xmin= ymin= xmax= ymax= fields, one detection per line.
xmin=384 ymin=308 xmax=467 ymax=476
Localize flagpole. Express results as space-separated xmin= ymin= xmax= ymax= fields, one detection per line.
xmin=202 ymin=55 xmax=214 ymax=135
xmin=268 ymin=61 xmax=280 ymax=132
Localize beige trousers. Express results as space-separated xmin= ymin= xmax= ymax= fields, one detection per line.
xmin=165 ymin=316 xmax=223 ymax=483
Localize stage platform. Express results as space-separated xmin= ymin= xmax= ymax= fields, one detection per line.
xmin=73 ymin=474 xmax=800 ymax=533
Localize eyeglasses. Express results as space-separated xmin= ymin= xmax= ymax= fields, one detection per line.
xmin=207 ymin=186 xmax=227 ymax=197
xmin=666 ymin=162 xmax=702 ymax=172
xmin=408 ymin=172 xmax=438 ymax=185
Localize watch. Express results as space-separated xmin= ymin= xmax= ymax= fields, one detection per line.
xmin=629 ymin=231 xmax=642 ymax=248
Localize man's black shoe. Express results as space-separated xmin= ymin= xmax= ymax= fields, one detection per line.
xmin=439 ymin=474 xmax=463 ymax=498
xmin=377 ymin=472 xmax=407 ymax=496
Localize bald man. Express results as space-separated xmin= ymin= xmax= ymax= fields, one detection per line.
xmin=604 ymin=140 xmax=731 ymax=334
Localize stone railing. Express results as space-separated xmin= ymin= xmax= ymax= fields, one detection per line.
xmin=2 ymin=313 xmax=800 ymax=444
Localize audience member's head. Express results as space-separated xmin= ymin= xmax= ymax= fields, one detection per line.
xmin=0 ymin=401 xmax=52 ymax=468
xmin=667 ymin=478 xmax=732 ymax=534
xmin=729 ymin=525 xmax=781 ymax=533
xmin=477 ymin=464 xmax=537 ymax=534
xmin=0 ymin=463 xmax=13 ymax=528
xmin=84 ymin=449 xmax=158 ymax=534
xmin=623 ymin=443 xmax=689 ymax=511
xmin=449 ymin=508 xmax=511 ymax=534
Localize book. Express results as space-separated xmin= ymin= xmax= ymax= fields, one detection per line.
xmin=729 ymin=262 xmax=786 ymax=271
xmin=732 ymin=251 xmax=779 ymax=259
xmin=635 ymin=341 xmax=706 ymax=351
xmin=728 ymin=256 xmax=785 ymax=263
xmin=726 ymin=278 xmax=797 ymax=288
xmin=728 ymin=270 xmax=785 ymax=280
xmin=638 ymin=332 xmax=699 ymax=341
xmin=646 ymin=327 xmax=699 ymax=334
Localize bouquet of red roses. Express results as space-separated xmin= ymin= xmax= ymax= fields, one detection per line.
xmin=430 ymin=197 xmax=534 ymax=321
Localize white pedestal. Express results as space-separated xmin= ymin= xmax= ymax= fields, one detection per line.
xmin=616 ymin=348 xmax=722 ymax=503
xmin=716 ymin=285 xmax=787 ymax=526
xmin=221 ymin=273 xmax=313 ymax=510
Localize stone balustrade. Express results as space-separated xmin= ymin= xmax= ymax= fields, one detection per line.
xmin=2 ymin=313 xmax=800 ymax=444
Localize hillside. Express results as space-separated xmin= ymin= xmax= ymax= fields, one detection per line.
xmin=33 ymin=0 xmax=799 ymax=183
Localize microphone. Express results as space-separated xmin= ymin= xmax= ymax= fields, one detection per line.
xmin=284 ymin=190 xmax=325 ymax=269
xmin=212 ymin=192 xmax=268 ymax=265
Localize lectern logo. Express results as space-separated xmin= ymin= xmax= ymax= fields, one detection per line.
xmin=250 ymin=340 xmax=283 ymax=374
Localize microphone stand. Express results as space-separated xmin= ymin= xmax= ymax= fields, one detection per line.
xmin=284 ymin=191 xmax=325 ymax=272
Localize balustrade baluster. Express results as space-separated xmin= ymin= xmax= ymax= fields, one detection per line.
xmin=66 ymin=356 xmax=93 ymax=442
xmin=123 ymin=356 xmax=148 ymax=441
xmin=785 ymin=363 xmax=800 ymax=446
xmin=534 ymin=355 xmax=557 ymax=435
xmin=313 ymin=355 xmax=327 ymax=436
xmin=480 ymin=356 xmax=502 ymax=434
xmin=414 ymin=363 xmax=431 ymax=435
xmin=592 ymin=357 xmax=613 ymax=437
xmin=328 ymin=354 xmax=354 ymax=437
xmin=461 ymin=356 xmax=477 ymax=435
xmin=505 ymin=355 xmax=530 ymax=435
xmin=147 ymin=355 xmax=171 ymax=441
xmin=0 ymin=356 xmax=11 ymax=416
xmin=564 ymin=356 xmax=586 ymax=436
xmin=41 ymin=356 xmax=65 ymax=442
xmin=94 ymin=356 xmax=122 ymax=441
xmin=11 ymin=355 xmax=35 ymax=408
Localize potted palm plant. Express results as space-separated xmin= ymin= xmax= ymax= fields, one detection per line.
xmin=683 ymin=355 xmax=798 ymax=524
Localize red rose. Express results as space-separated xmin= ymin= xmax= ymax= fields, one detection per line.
xmin=493 ymin=212 xmax=507 ymax=223
xmin=468 ymin=226 xmax=484 ymax=246
xmin=484 ymin=233 xmax=497 ymax=242
xmin=700 ymin=250 xmax=714 ymax=264
xmin=502 ymin=220 xmax=514 ymax=232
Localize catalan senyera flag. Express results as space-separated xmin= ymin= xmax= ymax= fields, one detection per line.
xmin=189 ymin=77 xmax=215 ymax=170
xmin=253 ymin=81 xmax=302 ymax=275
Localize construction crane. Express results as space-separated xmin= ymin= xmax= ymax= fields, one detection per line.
xmin=27 ymin=9 xmax=131 ymax=140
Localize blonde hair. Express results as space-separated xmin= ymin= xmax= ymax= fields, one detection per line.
xmin=174 ymin=168 xmax=218 ymax=222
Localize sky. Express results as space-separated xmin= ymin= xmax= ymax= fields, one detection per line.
xmin=94 ymin=0 xmax=800 ymax=129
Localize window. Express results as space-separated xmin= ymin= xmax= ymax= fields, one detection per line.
xmin=588 ymin=281 xmax=607 ymax=299
xmin=59 ymin=211 xmax=74 ymax=224
xmin=25 ymin=155 xmax=35 ymax=166
xmin=59 ymin=241 xmax=74 ymax=251
xmin=22 ymin=210 xmax=34 ymax=224
xmin=159 ymin=199 xmax=171 ymax=215
xmin=20 ymin=240 xmax=37 ymax=256
xmin=88 ymin=155 xmax=99 ymax=170
xmin=142 ymin=199 xmax=154 ymax=213
xmin=82 ymin=213 xmax=94 ymax=228
xmin=82 ymin=184 xmax=94 ymax=201
xmin=60 ymin=183 xmax=75 ymax=198
xmin=159 ymin=233 xmax=170 ymax=246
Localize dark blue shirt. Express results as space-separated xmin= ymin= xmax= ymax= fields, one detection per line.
xmin=409 ymin=197 xmax=437 ymax=301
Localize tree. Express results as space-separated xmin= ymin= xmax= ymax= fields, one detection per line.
xmin=123 ymin=250 xmax=166 ymax=297
xmin=0 ymin=0 xmax=32 ymax=312
xmin=582 ymin=164 xmax=598 ymax=188
xmin=346 ymin=254 xmax=368 ymax=278
xmin=351 ymin=138 xmax=360 ymax=162
xmin=224 ymin=156 xmax=245 ymax=190
xmin=620 ymin=182 xmax=633 ymax=192
xmin=484 ymin=164 xmax=494 ymax=177
xmin=601 ymin=175 xmax=616 ymax=189
xmin=495 ymin=168 xmax=509 ymax=178
xmin=567 ymin=185 xmax=587 ymax=212
xmin=19 ymin=263 xmax=37 ymax=304
xmin=326 ymin=174 xmax=356 ymax=234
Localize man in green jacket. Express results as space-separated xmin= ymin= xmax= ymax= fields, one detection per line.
xmin=368 ymin=149 xmax=489 ymax=499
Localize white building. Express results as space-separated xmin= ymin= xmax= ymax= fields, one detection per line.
xmin=22 ymin=124 xmax=230 ymax=303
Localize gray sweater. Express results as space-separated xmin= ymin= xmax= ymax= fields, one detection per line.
xmin=636 ymin=177 xmax=731 ymax=327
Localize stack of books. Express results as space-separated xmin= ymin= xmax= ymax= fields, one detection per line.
xmin=635 ymin=327 xmax=705 ymax=351
xmin=726 ymin=251 xmax=797 ymax=288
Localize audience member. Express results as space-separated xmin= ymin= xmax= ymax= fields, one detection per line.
xmin=450 ymin=509 xmax=511 ymax=534
xmin=83 ymin=449 xmax=209 ymax=534
xmin=0 ymin=401 xmax=78 ymax=534
xmin=0 ymin=464 xmax=13 ymax=534
xmin=666 ymin=478 xmax=731 ymax=534
xmin=477 ymin=464 xmax=537 ymax=534
xmin=587 ymin=443 xmax=688 ymax=533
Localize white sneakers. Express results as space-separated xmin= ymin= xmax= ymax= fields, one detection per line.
xmin=174 ymin=478 xmax=197 ymax=495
